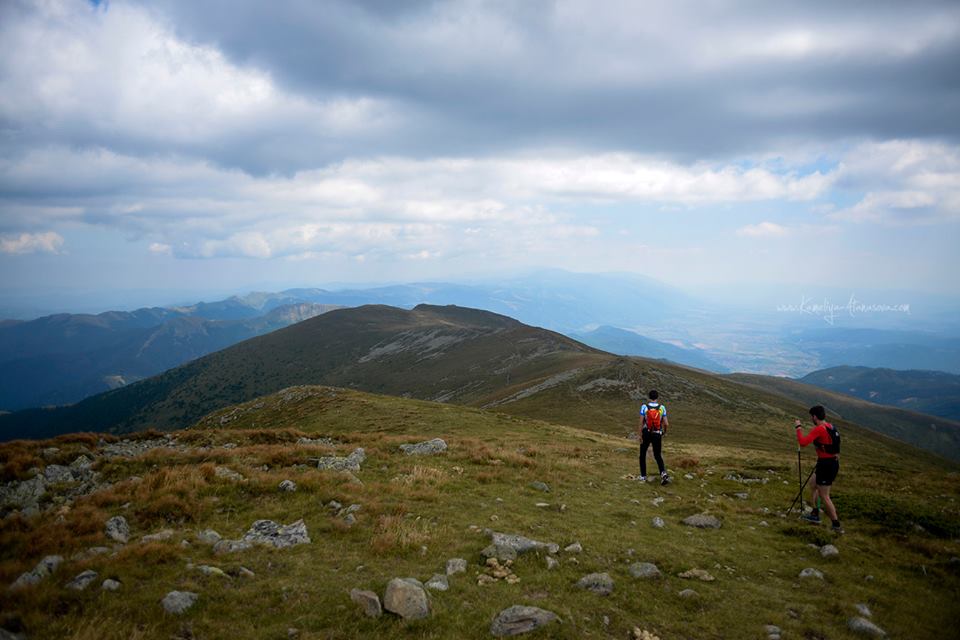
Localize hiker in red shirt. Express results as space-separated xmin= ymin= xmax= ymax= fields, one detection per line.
xmin=795 ymin=405 xmax=843 ymax=533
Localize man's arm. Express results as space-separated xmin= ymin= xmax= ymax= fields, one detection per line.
xmin=796 ymin=423 xmax=824 ymax=447
xmin=661 ymin=415 xmax=670 ymax=435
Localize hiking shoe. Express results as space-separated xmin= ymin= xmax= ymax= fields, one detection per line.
xmin=801 ymin=513 xmax=821 ymax=524
xmin=638 ymin=476 xmax=647 ymax=483
xmin=660 ymin=475 xmax=671 ymax=486
xmin=831 ymin=523 xmax=845 ymax=534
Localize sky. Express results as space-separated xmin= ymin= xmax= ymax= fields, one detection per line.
xmin=1 ymin=0 xmax=958 ymax=309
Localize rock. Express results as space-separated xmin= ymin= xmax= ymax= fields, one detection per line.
xmin=196 ymin=565 xmax=227 ymax=577
xmin=383 ymin=578 xmax=430 ymax=620
xmin=564 ymin=542 xmax=583 ymax=554
xmin=820 ymin=544 xmax=840 ymax=559
xmin=490 ymin=605 xmax=559 ymax=637
xmin=105 ymin=516 xmax=130 ymax=543
xmin=101 ymin=578 xmax=122 ymax=591
xmin=628 ymin=562 xmax=662 ymax=579
xmin=340 ymin=504 xmax=362 ymax=517
xmin=214 ymin=466 xmax=245 ymax=482
xmin=545 ymin=556 xmax=559 ymax=570
xmin=765 ymin=625 xmax=781 ymax=635
xmin=0 ymin=475 xmax=46 ymax=512
xmin=316 ymin=448 xmax=366 ymax=471
xmin=799 ymin=568 xmax=824 ymax=580
xmin=9 ymin=555 xmax=63 ymax=589
xmin=848 ymin=617 xmax=886 ymax=638
xmin=43 ymin=464 xmax=75 ymax=484
xmin=350 ymin=588 xmax=382 ymax=618
xmin=70 ymin=455 xmax=93 ymax=470
xmin=238 ymin=567 xmax=256 ymax=578
xmin=399 ymin=438 xmax=448 ymax=456
xmin=684 ymin=473 xmax=695 ymax=480
xmin=425 ymin=574 xmax=449 ymax=591
xmin=651 ymin=517 xmax=665 ymax=529
xmin=486 ymin=530 xmax=558 ymax=556
xmin=213 ymin=539 xmax=254 ymax=554
xmin=528 ymin=481 xmax=550 ymax=493
xmin=734 ymin=492 xmax=749 ymax=500
xmin=575 ymin=572 xmax=614 ymax=596
xmin=141 ymin=529 xmax=175 ymax=543
xmin=279 ymin=480 xmax=297 ymax=492
xmin=73 ymin=546 xmax=111 ymax=561
xmin=162 ymin=590 xmax=198 ymax=615
xmin=196 ymin=529 xmax=222 ymax=545
xmin=66 ymin=569 xmax=98 ymax=590
xmin=446 ymin=558 xmax=467 ymax=575
xmin=241 ymin=519 xmax=310 ymax=549
xmin=343 ymin=513 xmax=357 ymax=526
xmin=678 ymin=588 xmax=699 ymax=599
xmin=682 ymin=514 xmax=722 ymax=529
xmin=679 ymin=568 xmax=715 ymax=582
xmin=482 ymin=544 xmax=518 ymax=563
xmin=855 ymin=603 xmax=873 ymax=618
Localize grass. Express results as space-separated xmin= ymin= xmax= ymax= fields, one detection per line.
xmin=0 ymin=386 xmax=957 ymax=639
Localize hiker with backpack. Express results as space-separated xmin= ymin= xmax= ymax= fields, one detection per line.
xmin=795 ymin=405 xmax=843 ymax=533
xmin=638 ymin=390 xmax=671 ymax=485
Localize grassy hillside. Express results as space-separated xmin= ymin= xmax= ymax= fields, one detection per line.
xmin=800 ymin=366 xmax=960 ymax=421
xmin=0 ymin=386 xmax=957 ymax=639
xmin=727 ymin=373 xmax=960 ymax=463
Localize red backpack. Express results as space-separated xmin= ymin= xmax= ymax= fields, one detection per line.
xmin=645 ymin=404 xmax=664 ymax=433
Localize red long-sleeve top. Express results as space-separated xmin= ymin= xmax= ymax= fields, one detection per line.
xmin=796 ymin=422 xmax=837 ymax=459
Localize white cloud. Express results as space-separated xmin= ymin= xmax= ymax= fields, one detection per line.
xmin=0 ymin=231 xmax=64 ymax=255
xmin=737 ymin=222 xmax=791 ymax=238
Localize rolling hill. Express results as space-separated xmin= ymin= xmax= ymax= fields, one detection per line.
xmin=570 ymin=325 xmax=728 ymax=373
xmin=4 ymin=304 xmax=960 ymax=465
xmin=800 ymin=366 xmax=960 ymax=421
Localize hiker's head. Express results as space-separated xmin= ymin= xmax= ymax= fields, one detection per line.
xmin=648 ymin=390 xmax=659 ymax=401
xmin=809 ymin=405 xmax=826 ymax=424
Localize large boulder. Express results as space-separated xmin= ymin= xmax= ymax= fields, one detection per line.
xmin=0 ymin=476 xmax=46 ymax=512
xmin=382 ymin=578 xmax=430 ymax=620
xmin=399 ymin=439 xmax=448 ymax=455
xmin=241 ymin=519 xmax=310 ymax=549
xmin=490 ymin=605 xmax=559 ymax=637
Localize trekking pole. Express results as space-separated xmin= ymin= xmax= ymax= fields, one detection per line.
xmin=787 ymin=466 xmax=816 ymax=515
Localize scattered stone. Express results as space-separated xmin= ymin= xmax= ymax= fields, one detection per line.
xmin=486 ymin=530 xmax=559 ymax=555
xmin=848 ymin=617 xmax=887 ymax=638
xmin=237 ymin=567 xmax=256 ymax=578
xmin=162 ymin=591 xmax=198 ymax=615
xmin=383 ymin=578 xmax=430 ymax=620
xmin=575 ymin=572 xmax=614 ymax=596
xmin=678 ymin=588 xmax=699 ymax=599
xmin=759 ymin=521 xmax=770 ymax=527
xmin=214 ymin=466 xmax=245 ymax=482
xmin=101 ymin=578 xmax=121 ymax=591
xmin=141 ymin=529 xmax=175 ymax=543
xmin=66 ymin=569 xmax=98 ymax=591
xmin=339 ymin=471 xmax=364 ymax=485
xmin=651 ymin=517 xmax=665 ymax=529
xmin=765 ymin=625 xmax=781 ymax=635
xmin=545 ymin=556 xmax=559 ymax=571
xmin=41 ymin=446 xmax=61 ymax=459
xmin=425 ymin=574 xmax=449 ymax=592
xmin=350 ymin=588 xmax=382 ymax=618
xmin=196 ymin=529 xmax=222 ymax=545
xmin=70 ymin=455 xmax=93 ymax=470
xmin=213 ymin=539 xmax=254 ymax=555
xmin=820 ymin=544 xmax=840 ymax=559
xmin=343 ymin=513 xmax=357 ymax=526
xmin=734 ymin=492 xmax=749 ymax=500
xmin=73 ymin=546 xmax=111 ymax=561
xmin=279 ymin=480 xmax=297 ymax=492
xmin=0 ymin=475 xmax=46 ymax=512
xmin=106 ymin=515 xmax=130 ymax=543
xmin=564 ymin=542 xmax=583 ymax=554
xmin=9 ymin=555 xmax=63 ymax=590
xmin=528 ymin=481 xmax=550 ymax=493
xmin=315 ymin=448 xmax=366 ymax=472
xmin=682 ymin=514 xmax=722 ymax=529
xmin=326 ymin=500 xmax=343 ymax=512
xmin=799 ymin=568 xmax=824 ymax=580
xmin=446 ymin=558 xmax=467 ymax=575
xmin=196 ymin=565 xmax=227 ymax=577
xmin=679 ymin=568 xmax=716 ymax=582
xmin=240 ymin=519 xmax=310 ymax=549
xmin=632 ymin=628 xmax=662 ymax=640
xmin=43 ymin=464 xmax=75 ymax=484
xmin=684 ymin=473 xmax=695 ymax=480
xmin=628 ymin=562 xmax=662 ymax=580
xmin=296 ymin=436 xmax=338 ymax=447
xmin=490 ymin=605 xmax=559 ymax=637
xmin=855 ymin=603 xmax=873 ymax=618
xmin=484 ymin=558 xmax=520 ymax=584
xmin=399 ymin=438 xmax=448 ymax=456
xmin=482 ymin=544 xmax=518 ymax=563
xmin=651 ymin=496 xmax=665 ymax=506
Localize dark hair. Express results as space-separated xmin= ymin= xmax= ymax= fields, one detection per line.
xmin=648 ymin=389 xmax=659 ymax=400
xmin=809 ymin=405 xmax=826 ymax=420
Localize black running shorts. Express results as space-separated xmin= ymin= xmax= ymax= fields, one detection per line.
xmin=815 ymin=457 xmax=839 ymax=486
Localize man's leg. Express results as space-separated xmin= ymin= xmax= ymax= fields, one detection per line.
xmin=652 ymin=434 xmax=666 ymax=476
xmin=819 ymin=485 xmax=838 ymax=523
xmin=802 ymin=469 xmax=821 ymax=522
xmin=639 ymin=432 xmax=650 ymax=478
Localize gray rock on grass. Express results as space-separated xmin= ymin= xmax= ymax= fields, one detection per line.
xmin=350 ymin=588 xmax=382 ymax=618
xmin=576 ymin=572 xmax=614 ymax=596
xmin=141 ymin=529 xmax=174 ymax=543
xmin=279 ymin=480 xmax=297 ymax=492
xmin=682 ymin=513 xmax=722 ymax=529
xmin=651 ymin=517 xmax=665 ymax=529
xmin=383 ymin=578 xmax=430 ymax=620
xmin=399 ymin=439 xmax=447 ymax=455
xmin=43 ymin=465 xmax=75 ymax=484
xmin=446 ymin=558 xmax=467 ymax=575
xmin=678 ymin=588 xmax=699 ymax=599
xmin=628 ymin=562 xmax=662 ymax=579
xmin=241 ymin=519 xmax=310 ymax=549
xmin=528 ymin=481 xmax=550 ymax=493
xmin=564 ymin=542 xmax=583 ymax=554
xmin=425 ymin=574 xmax=449 ymax=592
xmin=9 ymin=555 xmax=63 ymax=590
xmin=820 ymin=544 xmax=840 ymax=559
xmin=855 ymin=603 xmax=873 ymax=618
xmin=799 ymin=568 xmax=824 ymax=580
xmin=101 ymin=578 xmax=122 ymax=591
xmin=162 ymin=590 xmax=198 ymax=615
xmin=66 ymin=570 xmax=98 ymax=591
xmin=482 ymin=544 xmax=518 ymax=563
xmin=106 ymin=515 xmax=130 ymax=543
xmin=490 ymin=605 xmax=559 ymax=637
xmin=316 ymin=448 xmax=366 ymax=472
xmin=486 ymin=531 xmax=559 ymax=555
xmin=545 ymin=556 xmax=559 ymax=570
xmin=848 ymin=617 xmax=887 ymax=638
xmin=196 ymin=529 xmax=221 ymax=546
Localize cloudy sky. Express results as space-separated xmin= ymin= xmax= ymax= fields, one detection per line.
xmin=1 ymin=0 xmax=958 ymax=306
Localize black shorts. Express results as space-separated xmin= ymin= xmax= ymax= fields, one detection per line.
xmin=815 ymin=457 xmax=839 ymax=486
